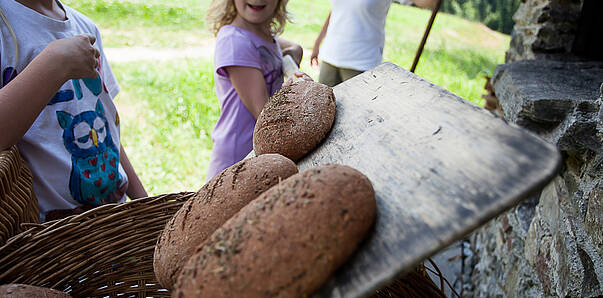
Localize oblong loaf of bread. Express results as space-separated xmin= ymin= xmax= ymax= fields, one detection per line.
xmin=253 ymin=81 xmax=336 ymax=161
xmin=174 ymin=164 xmax=376 ymax=298
xmin=153 ymin=154 xmax=298 ymax=290
xmin=0 ymin=284 xmax=72 ymax=298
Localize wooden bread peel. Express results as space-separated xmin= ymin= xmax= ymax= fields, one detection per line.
xmin=297 ymin=63 xmax=560 ymax=297
xmin=261 ymin=56 xmax=562 ymax=298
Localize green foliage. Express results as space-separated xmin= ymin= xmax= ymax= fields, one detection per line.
xmin=439 ymin=0 xmax=521 ymax=34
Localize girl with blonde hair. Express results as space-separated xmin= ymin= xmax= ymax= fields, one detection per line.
xmin=205 ymin=0 xmax=311 ymax=180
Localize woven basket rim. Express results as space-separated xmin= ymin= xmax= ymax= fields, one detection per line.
xmin=0 ymin=145 xmax=39 ymax=247
xmin=0 ymin=191 xmax=195 ymax=297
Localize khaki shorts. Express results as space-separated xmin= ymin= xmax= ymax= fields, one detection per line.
xmin=318 ymin=62 xmax=364 ymax=87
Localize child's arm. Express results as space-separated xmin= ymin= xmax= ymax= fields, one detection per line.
xmin=277 ymin=37 xmax=303 ymax=66
xmin=119 ymin=145 xmax=148 ymax=199
xmin=225 ymin=66 xmax=269 ymax=119
xmin=0 ymin=35 xmax=100 ymax=150
xmin=311 ymin=11 xmax=331 ymax=68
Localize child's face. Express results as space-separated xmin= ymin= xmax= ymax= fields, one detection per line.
xmin=233 ymin=0 xmax=279 ymax=27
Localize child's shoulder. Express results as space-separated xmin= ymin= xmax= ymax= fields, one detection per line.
xmin=216 ymin=25 xmax=274 ymax=50
xmin=216 ymin=25 xmax=258 ymax=48
xmin=217 ymin=25 xmax=249 ymax=40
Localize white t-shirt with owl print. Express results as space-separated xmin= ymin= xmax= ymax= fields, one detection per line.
xmin=0 ymin=0 xmax=128 ymax=221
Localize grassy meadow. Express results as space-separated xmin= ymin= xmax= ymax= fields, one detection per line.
xmin=66 ymin=0 xmax=510 ymax=195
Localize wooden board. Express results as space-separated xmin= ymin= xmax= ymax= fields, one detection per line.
xmin=297 ymin=63 xmax=561 ymax=297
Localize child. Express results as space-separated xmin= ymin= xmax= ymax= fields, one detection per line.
xmin=311 ymin=0 xmax=437 ymax=87
xmin=0 ymin=0 xmax=147 ymax=221
xmin=205 ymin=0 xmax=312 ymax=180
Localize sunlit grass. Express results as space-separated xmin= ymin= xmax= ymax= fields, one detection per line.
xmin=113 ymin=59 xmax=218 ymax=194
xmin=66 ymin=0 xmax=212 ymax=47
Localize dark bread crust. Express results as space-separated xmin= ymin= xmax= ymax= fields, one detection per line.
xmin=0 ymin=284 xmax=72 ymax=297
xmin=253 ymin=81 xmax=336 ymax=161
xmin=153 ymin=154 xmax=298 ymax=290
xmin=174 ymin=164 xmax=376 ymax=298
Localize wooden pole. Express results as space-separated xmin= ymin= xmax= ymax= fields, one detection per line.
xmin=410 ymin=0 xmax=442 ymax=73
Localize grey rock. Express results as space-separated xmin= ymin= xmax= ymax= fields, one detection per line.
xmin=516 ymin=195 xmax=540 ymax=234
xmin=506 ymin=0 xmax=583 ymax=62
xmin=467 ymin=1 xmax=603 ymax=297
xmin=472 ymin=27 xmax=603 ymax=298
xmin=491 ymin=60 xmax=603 ymax=137
xmin=585 ymin=181 xmax=602 ymax=257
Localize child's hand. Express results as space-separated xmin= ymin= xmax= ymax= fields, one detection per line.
xmin=45 ymin=35 xmax=100 ymax=80
xmin=310 ymin=47 xmax=319 ymax=69
xmin=283 ymin=71 xmax=313 ymax=87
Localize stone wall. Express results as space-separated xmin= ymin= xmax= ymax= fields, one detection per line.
xmin=505 ymin=0 xmax=583 ymax=62
xmin=471 ymin=60 xmax=603 ymax=297
xmin=470 ymin=1 xmax=603 ymax=296
xmin=469 ymin=0 xmax=603 ymax=293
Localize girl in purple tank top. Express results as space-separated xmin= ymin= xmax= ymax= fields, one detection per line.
xmin=205 ymin=0 xmax=312 ymax=180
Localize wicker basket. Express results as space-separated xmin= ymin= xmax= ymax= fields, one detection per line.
xmin=0 ymin=192 xmax=194 ymax=297
xmin=0 ymin=145 xmax=39 ymax=246
xmin=372 ymin=260 xmax=449 ymax=297
xmin=0 ymin=189 xmax=450 ymax=297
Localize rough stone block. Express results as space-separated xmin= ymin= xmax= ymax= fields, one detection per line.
xmin=533 ymin=23 xmax=576 ymax=53
xmin=492 ymin=60 xmax=603 ymax=140
xmin=554 ymin=99 xmax=602 ymax=152
xmin=472 ymin=216 xmax=544 ymax=297
xmin=526 ymin=176 xmax=590 ymax=297
xmin=507 ymin=0 xmax=582 ymax=61
xmin=585 ymin=182 xmax=602 ymax=256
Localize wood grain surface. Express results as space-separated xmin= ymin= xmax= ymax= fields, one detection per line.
xmin=296 ymin=63 xmax=561 ymax=298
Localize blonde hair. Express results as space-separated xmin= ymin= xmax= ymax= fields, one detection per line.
xmin=206 ymin=0 xmax=290 ymax=36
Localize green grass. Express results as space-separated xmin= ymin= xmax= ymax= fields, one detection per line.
xmin=283 ymin=2 xmax=507 ymax=104
xmin=65 ymin=0 xmax=212 ymax=47
xmin=66 ymin=0 xmax=510 ymax=194
xmin=381 ymin=5 xmax=507 ymax=103
xmin=113 ymin=59 xmax=218 ymax=194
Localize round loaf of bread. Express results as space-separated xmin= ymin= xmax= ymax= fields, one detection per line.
xmin=153 ymin=154 xmax=298 ymax=290
xmin=174 ymin=164 xmax=376 ymax=298
xmin=0 ymin=284 xmax=72 ymax=298
xmin=253 ymin=81 xmax=336 ymax=161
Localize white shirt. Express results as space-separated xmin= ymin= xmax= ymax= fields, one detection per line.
xmin=319 ymin=0 xmax=392 ymax=71
xmin=0 ymin=0 xmax=127 ymax=221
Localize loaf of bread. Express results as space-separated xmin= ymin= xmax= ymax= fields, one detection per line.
xmin=174 ymin=164 xmax=376 ymax=298
xmin=153 ymin=154 xmax=298 ymax=290
xmin=253 ymin=80 xmax=336 ymax=161
xmin=0 ymin=284 xmax=72 ymax=298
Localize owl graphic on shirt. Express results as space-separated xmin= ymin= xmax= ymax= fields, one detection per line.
xmin=56 ymin=100 xmax=123 ymax=206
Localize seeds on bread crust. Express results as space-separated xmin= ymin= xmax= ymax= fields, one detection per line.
xmin=153 ymin=154 xmax=298 ymax=290
xmin=174 ymin=164 xmax=376 ymax=298
xmin=253 ymin=81 xmax=336 ymax=161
